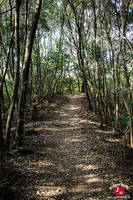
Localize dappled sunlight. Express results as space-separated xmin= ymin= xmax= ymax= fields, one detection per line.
xmin=87 ymin=120 xmax=99 ymax=126
xmin=70 ymin=184 xmax=87 ymax=193
xmin=64 ymin=136 xmax=85 ymax=143
xmin=69 ymin=106 xmax=81 ymax=110
xmin=83 ymin=174 xmax=97 ymax=178
xmin=95 ymin=129 xmax=113 ymax=134
xmin=36 ymin=186 xmax=67 ymax=198
xmin=52 ymin=120 xmax=70 ymax=126
xmin=79 ymin=119 xmax=88 ymax=124
xmin=48 ymin=126 xmax=79 ymax=131
xmin=54 ymin=111 xmax=68 ymax=116
xmin=70 ymin=138 xmax=84 ymax=142
xmin=69 ymin=117 xmax=80 ymax=121
xmin=20 ymin=160 xmax=56 ymax=173
xmin=35 ymin=126 xmax=80 ymax=133
xmin=7 ymin=94 xmax=132 ymax=200
xmin=76 ymin=164 xmax=99 ymax=171
xmin=38 ymin=161 xmax=55 ymax=167
xmin=50 ymin=103 xmax=58 ymax=108
xmin=69 ymin=182 xmax=104 ymax=194
xmin=105 ymin=138 xmax=121 ymax=143
xmin=86 ymin=177 xmax=103 ymax=184
xmin=60 ymin=113 xmax=68 ymax=116
xmin=59 ymin=112 xmax=80 ymax=118
xmin=89 ymin=187 xmax=105 ymax=193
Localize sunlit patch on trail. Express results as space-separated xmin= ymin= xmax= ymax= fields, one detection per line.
xmin=36 ymin=186 xmax=67 ymax=198
xmin=69 ymin=106 xmax=80 ymax=110
xmin=86 ymin=177 xmax=103 ymax=183
xmin=70 ymin=138 xmax=83 ymax=142
xmin=64 ymin=135 xmax=85 ymax=143
xmin=76 ymin=164 xmax=99 ymax=171
xmin=105 ymin=138 xmax=121 ymax=143
xmin=69 ymin=184 xmax=87 ymax=193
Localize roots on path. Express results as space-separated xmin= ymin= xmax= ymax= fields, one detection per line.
xmin=0 ymin=94 xmax=133 ymax=200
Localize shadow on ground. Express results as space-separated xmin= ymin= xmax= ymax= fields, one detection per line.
xmin=0 ymin=94 xmax=133 ymax=200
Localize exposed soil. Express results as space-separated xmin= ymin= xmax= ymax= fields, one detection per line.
xmin=0 ymin=94 xmax=133 ymax=200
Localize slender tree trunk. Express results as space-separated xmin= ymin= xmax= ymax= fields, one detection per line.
xmin=22 ymin=0 xmax=28 ymax=65
xmin=120 ymin=88 xmax=133 ymax=147
xmin=0 ymin=30 xmax=14 ymax=153
xmin=0 ymin=99 xmax=4 ymax=154
xmin=0 ymin=31 xmax=14 ymax=94
xmin=52 ymin=55 xmax=64 ymax=97
xmin=75 ymin=69 xmax=80 ymax=93
xmin=92 ymin=0 xmax=103 ymax=127
xmin=106 ymin=29 xmax=116 ymax=104
xmin=16 ymin=0 xmax=42 ymax=146
xmin=130 ymin=81 xmax=133 ymax=147
xmin=115 ymin=40 xmax=122 ymax=133
xmin=5 ymin=0 xmax=21 ymax=150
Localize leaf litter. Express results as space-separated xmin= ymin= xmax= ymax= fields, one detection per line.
xmin=0 ymin=94 xmax=133 ymax=200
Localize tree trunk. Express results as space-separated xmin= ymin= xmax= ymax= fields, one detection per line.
xmin=115 ymin=40 xmax=122 ymax=133
xmin=0 ymin=99 xmax=4 ymax=154
xmin=92 ymin=0 xmax=103 ymax=127
xmin=0 ymin=29 xmax=14 ymax=154
xmin=5 ymin=0 xmax=21 ymax=150
xmin=22 ymin=0 xmax=28 ymax=65
xmin=16 ymin=0 xmax=42 ymax=146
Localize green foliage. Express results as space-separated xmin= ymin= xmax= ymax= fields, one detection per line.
xmin=128 ymin=9 xmax=133 ymax=23
xmin=87 ymin=42 xmax=102 ymax=62
xmin=39 ymin=11 xmax=50 ymax=31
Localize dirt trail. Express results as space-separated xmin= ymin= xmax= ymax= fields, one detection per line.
xmin=1 ymin=94 xmax=133 ymax=200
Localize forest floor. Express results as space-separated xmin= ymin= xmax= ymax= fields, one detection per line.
xmin=0 ymin=94 xmax=133 ymax=200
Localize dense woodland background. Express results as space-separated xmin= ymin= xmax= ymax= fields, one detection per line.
xmin=0 ymin=0 xmax=133 ymax=153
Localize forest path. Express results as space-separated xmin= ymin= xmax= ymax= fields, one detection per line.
xmin=2 ymin=94 xmax=132 ymax=200
xmin=25 ymin=94 xmax=132 ymax=199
